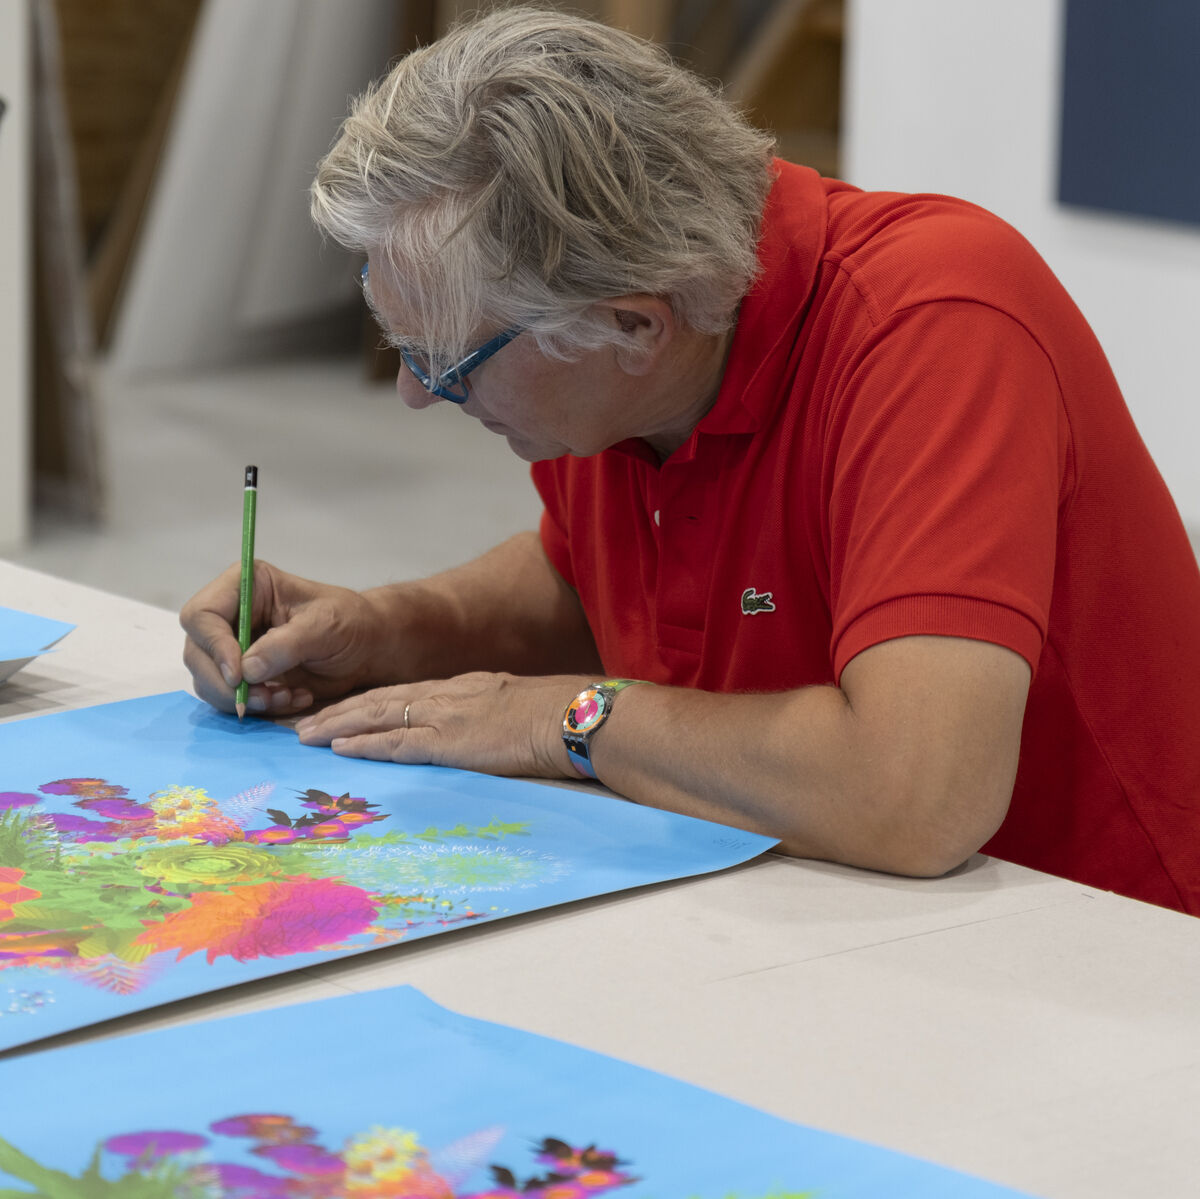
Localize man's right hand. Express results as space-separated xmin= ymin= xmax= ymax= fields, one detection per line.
xmin=180 ymin=561 xmax=389 ymax=717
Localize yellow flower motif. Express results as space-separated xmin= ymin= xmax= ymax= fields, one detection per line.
xmin=343 ymin=1126 xmax=426 ymax=1183
xmin=149 ymin=785 xmax=215 ymax=820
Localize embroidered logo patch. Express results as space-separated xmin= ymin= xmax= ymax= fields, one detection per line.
xmin=740 ymin=587 xmax=776 ymax=615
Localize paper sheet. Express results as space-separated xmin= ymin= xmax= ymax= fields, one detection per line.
xmin=0 ymin=984 xmax=1033 ymax=1197
xmin=0 ymin=691 xmax=776 ymax=1049
xmin=0 ymin=605 xmax=75 ymax=684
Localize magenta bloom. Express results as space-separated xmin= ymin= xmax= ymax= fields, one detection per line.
xmin=0 ymin=792 xmax=40 ymax=810
xmin=105 ymin=1130 xmax=209 ymax=1158
xmin=253 ymin=1142 xmax=344 ymax=1175
xmin=245 ymin=826 xmax=299 ymax=845
xmin=210 ymin=1113 xmax=316 ymax=1141
xmin=74 ymin=797 xmax=154 ymax=820
xmin=43 ymin=812 xmax=121 ymax=841
xmin=206 ymin=1162 xmax=291 ymax=1193
xmin=301 ymin=819 xmax=349 ymax=841
xmin=39 ymin=778 xmax=118 ymax=795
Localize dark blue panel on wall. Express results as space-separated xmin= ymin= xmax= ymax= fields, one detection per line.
xmin=1059 ymin=0 xmax=1200 ymax=226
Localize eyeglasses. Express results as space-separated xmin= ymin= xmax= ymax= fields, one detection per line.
xmin=360 ymin=263 xmax=523 ymax=403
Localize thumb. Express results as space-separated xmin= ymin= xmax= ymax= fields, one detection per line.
xmin=239 ymin=622 xmax=312 ymax=685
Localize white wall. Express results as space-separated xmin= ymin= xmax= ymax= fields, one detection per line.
xmin=843 ymin=0 xmax=1200 ymax=530
xmin=110 ymin=0 xmax=396 ymax=376
xmin=0 ymin=0 xmax=31 ymax=551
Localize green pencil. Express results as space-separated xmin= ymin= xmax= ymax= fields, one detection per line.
xmin=235 ymin=465 xmax=258 ymax=719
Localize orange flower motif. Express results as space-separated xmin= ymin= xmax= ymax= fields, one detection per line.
xmin=135 ymin=877 xmax=378 ymax=964
xmin=0 ymin=867 xmax=40 ymax=920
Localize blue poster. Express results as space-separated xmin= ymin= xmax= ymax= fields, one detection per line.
xmin=0 ymin=692 xmax=775 ymax=1050
xmin=0 ymin=985 xmax=1031 ymax=1197
xmin=1059 ymin=0 xmax=1200 ymax=226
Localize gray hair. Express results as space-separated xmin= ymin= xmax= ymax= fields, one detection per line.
xmin=311 ymin=5 xmax=775 ymax=376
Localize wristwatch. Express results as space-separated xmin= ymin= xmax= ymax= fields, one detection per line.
xmin=562 ymin=679 xmax=647 ymax=780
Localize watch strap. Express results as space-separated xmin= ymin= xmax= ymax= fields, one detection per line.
xmin=562 ymin=679 xmax=647 ymax=780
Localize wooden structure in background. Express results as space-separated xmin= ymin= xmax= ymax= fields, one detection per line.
xmin=54 ymin=0 xmax=203 ymax=348
xmin=31 ymin=0 xmax=100 ymax=522
xmin=27 ymin=0 xmax=203 ymax=524
xmin=726 ymin=0 xmax=843 ymax=177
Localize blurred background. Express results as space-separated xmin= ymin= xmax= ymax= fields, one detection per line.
xmin=1 ymin=0 xmax=1197 ymax=612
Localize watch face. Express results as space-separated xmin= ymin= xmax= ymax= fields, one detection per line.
xmin=564 ymin=687 xmax=609 ymax=735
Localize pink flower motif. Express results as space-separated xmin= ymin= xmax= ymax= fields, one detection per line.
xmin=44 ymin=812 xmax=122 ymax=841
xmin=254 ymin=1142 xmax=345 ymax=1175
xmin=303 ymin=819 xmax=349 ymax=841
xmin=246 ymin=826 xmax=300 ymax=845
xmin=137 ymin=878 xmax=378 ymax=964
xmin=105 ymin=1130 xmax=209 ymax=1158
xmin=0 ymin=792 xmax=40 ymax=810
xmin=576 ymin=698 xmax=599 ymax=725
xmin=206 ymin=1162 xmax=290 ymax=1193
xmin=74 ymin=797 xmax=155 ymax=821
xmin=210 ymin=1114 xmax=315 ymax=1141
xmin=39 ymin=778 xmax=125 ymax=797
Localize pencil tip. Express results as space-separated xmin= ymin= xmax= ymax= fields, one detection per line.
xmin=236 ymin=702 xmax=246 ymax=721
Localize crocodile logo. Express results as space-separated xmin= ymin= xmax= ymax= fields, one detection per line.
xmin=740 ymin=587 xmax=776 ymax=615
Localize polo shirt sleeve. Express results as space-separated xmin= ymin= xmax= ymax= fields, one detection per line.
xmin=827 ymin=299 xmax=1067 ymax=682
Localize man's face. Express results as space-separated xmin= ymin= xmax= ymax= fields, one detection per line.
xmin=364 ymin=257 xmax=634 ymax=463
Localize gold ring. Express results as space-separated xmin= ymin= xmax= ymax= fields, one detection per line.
xmin=403 ymin=702 xmax=412 ymax=730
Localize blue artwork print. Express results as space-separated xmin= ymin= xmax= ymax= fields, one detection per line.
xmin=0 ymin=692 xmax=776 ymax=1049
xmin=0 ymin=986 xmax=1033 ymax=1197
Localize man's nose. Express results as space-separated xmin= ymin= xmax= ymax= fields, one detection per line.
xmin=395 ymin=368 xmax=442 ymax=410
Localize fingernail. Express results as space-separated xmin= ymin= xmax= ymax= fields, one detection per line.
xmin=221 ymin=663 xmax=237 ymax=688
xmin=269 ymin=688 xmax=293 ymax=711
xmin=242 ymin=656 xmax=267 ymax=684
xmin=293 ymin=689 xmax=314 ymax=710
xmin=295 ymin=717 xmax=312 ymax=734
xmin=247 ymin=693 xmax=267 ymax=712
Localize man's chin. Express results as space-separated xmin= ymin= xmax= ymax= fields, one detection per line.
xmin=504 ymin=435 xmax=568 ymax=463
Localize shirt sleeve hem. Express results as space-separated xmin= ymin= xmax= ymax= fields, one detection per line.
xmin=833 ymin=595 xmax=1045 ymax=684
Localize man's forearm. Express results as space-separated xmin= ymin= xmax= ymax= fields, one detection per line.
xmin=359 ymin=531 xmax=604 ymax=685
xmin=572 ymin=636 xmax=1029 ymax=878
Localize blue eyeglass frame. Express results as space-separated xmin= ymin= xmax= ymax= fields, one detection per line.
xmin=360 ymin=263 xmax=523 ymax=403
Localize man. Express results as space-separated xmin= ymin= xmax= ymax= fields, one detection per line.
xmin=182 ymin=7 xmax=1200 ymax=914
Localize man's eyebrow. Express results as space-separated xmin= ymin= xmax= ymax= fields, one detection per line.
xmin=358 ymin=272 xmax=414 ymax=352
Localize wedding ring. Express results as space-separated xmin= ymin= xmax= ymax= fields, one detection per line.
xmin=403 ymin=702 xmax=412 ymax=730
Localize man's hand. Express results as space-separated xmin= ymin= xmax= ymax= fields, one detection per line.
xmin=180 ymin=562 xmax=390 ymax=717
xmin=295 ymin=672 xmax=592 ymax=779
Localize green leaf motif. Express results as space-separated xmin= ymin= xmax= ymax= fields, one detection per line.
xmin=0 ymin=1135 xmax=90 ymax=1198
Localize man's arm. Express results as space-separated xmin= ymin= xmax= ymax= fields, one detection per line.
xmin=581 ymin=634 xmax=1030 ymax=876
xmin=297 ymin=630 xmax=1030 ymax=878
xmin=358 ymin=531 xmax=604 ymax=684
xmin=181 ymin=531 xmax=603 ymax=715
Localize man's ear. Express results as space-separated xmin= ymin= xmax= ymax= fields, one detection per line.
xmin=594 ymin=295 xmax=675 ymax=376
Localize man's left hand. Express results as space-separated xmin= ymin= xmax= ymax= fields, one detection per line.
xmin=294 ymin=672 xmax=592 ymax=779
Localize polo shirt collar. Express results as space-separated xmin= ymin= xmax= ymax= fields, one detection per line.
xmin=692 ymin=160 xmax=829 ymax=439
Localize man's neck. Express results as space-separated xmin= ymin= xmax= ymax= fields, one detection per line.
xmin=639 ymin=325 xmax=736 ymax=462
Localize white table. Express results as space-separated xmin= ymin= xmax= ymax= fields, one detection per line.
xmin=2 ymin=560 xmax=1198 ymax=1198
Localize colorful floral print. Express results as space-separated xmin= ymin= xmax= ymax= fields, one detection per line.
xmin=0 ymin=1115 xmax=659 ymax=1199
xmin=0 ymin=777 xmax=552 ymax=995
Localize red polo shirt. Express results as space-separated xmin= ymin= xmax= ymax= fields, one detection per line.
xmin=532 ymin=160 xmax=1200 ymax=915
